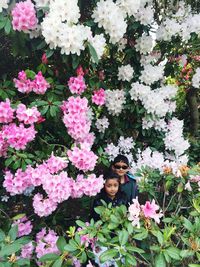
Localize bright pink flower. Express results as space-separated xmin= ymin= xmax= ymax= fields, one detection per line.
xmin=16 ymin=104 xmax=41 ymax=124
xmin=45 ymin=154 xmax=68 ymax=174
xmin=92 ymin=88 xmax=106 ymax=106
xmin=76 ymin=66 xmax=84 ymax=76
xmin=14 ymin=71 xmax=34 ymax=94
xmin=32 ymin=71 xmax=50 ymax=94
xmin=142 ymin=199 xmax=163 ymax=223
xmin=0 ymin=99 xmax=15 ymax=123
xmin=68 ymin=75 xmax=86 ymax=95
xmin=11 ymin=0 xmax=38 ymax=32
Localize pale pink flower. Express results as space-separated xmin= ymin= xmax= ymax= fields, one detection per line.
xmin=12 ymin=0 xmax=38 ymax=31
xmin=45 ymin=154 xmax=68 ymax=173
xmin=13 ymin=71 xmax=34 ymax=94
xmin=128 ymin=197 xmax=141 ymax=228
xmin=32 ymin=71 xmax=50 ymax=94
xmin=13 ymin=216 xmax=33 ymax=237
xmin=92 ymin=88 xmax=106 ymax=106
xmin=33 ymin=193 xmax=57 ymax=217
xmin=16 ymin=103 xmax=41 ymax=124
xmin=20 ymin=242 xmax=34 ymax=259
xmin=185 ymin=181 xmax=192 ymax=191
xmin=0 ymin=99 xmax=15 ymax=124
xmin=68 ymin=75 xmax=86 ymax=95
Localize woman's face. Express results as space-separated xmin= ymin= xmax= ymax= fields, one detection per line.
xmin=112 ymin=161 xmax=129 ymax=177
xmin=104 ymin=178 xmax=119 ymax=199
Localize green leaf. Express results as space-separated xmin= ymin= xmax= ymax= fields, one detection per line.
xmin=183 ymin=218 xmax=193 ymax=232
xmin=46 ymin=49 xmax=54 ymax=58
xmin=166 ymin=247 xmax=180 ymax=260
xmin=156 ymin=231 xmax=164 ymax=246
xmin=8 ymin=225 xmax=18 ymax=241
xmin=72 ymin=54 xmax=80 ymax=69
xmin=88 ymin=43 xmax=99 ymax=64
xmin=0 ymin=243 xmax=23 ymax=257
xmin=25 ymin=70 xmax=36 ymax=80
xmin=0 ymin=18 xmax=6 ymax=30
xmin=52 ymin=258 xmax=63 ymax=267
xmin=180 ymin=250 xmax=194 ymax=258
xmin=100 ymin=249 xmax=118 ymax=263
xmin=39 ymin=253 xmax=60 ymax=262
xmin=64 ymin=244 xmax=78 ymax=252
xmin=126 ymin=246 xmax=144 ymax=254
xmin=118 ymin=229 xmax=129 ymax=246
xmin=133 ymin=229 xmax=148 ymax=240
xmin=0 ymin=229 xmax=5 ymax=242
xmin=50 ymin=106 xmax=58 ymax=117
xmin=16 ymin=258 xmax=30 ymax=266
xmin=4 ymin=18 xmax=11 ymax=34
xmin=5 ymin=157 xmax=13 ymax=167
xmin=125 ymin=253 xmax=137 ymax=266
xmin=188 ymin=265 xmax=200 ymax=267
xmin=56 ymin=237 xmax=67 ymax=253
xmin=76 ymin=220 xmax=86 ymax=228
xmin=155 ymin=253 xmax=166 ymax=267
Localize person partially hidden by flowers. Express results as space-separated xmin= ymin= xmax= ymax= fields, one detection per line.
xmin=111 ymin=154 xmax=138 ymax=204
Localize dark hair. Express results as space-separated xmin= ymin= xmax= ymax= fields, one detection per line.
xmin=103 ymin=170 xmax=120 ymax=181
xmin=112 ymin=154 xmax=129 ymax=166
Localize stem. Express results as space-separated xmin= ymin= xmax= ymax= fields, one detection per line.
xmin=0 ymin=208 xmax=11 ymax=221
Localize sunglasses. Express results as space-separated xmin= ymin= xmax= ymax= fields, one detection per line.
xmin=114 ymin=165 xmax=128 ymax=170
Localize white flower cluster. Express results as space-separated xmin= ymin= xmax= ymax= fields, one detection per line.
xmin=192 ymin=68 xmax=200 ymax=88
xmin=130 ymin=83 xmax=177 ymax=117
xmin=0 ymin=0 xmax=8 ymax=12
xmin=105 ymin=89 xmax=126 ymax=116
xmin=92 ymin=0 xmax=127 ymax=44
xmin=105 ymin=136 xmax=135 ymax=161
xmin=118 ymin=38 xmax=127 ymax=51
xmin=118 ymin=64 xmax=134 ymax=82
xmin=142 ymin=117 xmax=167 ymax=132
xmin=116 ymin=0 xmax=141 ymax=17
xmin=164 ymin=118 xmax=190 ymax=156
xmin=156 ymin=18 xmax=182 ymax=42
xmin=88 ymin=34 xmax=106 ymax=62
xmin=135 ymin=34 xmax=154 ymax=54
xmin=140 ymin=64 xmax=164 ymax=85
xmin=95 ymin=117 xmax=109 ymax=133
xmin=34 ymin=0 xmax=50 ymax=8
xmin=134 ymin=5 xmax=154 ymax=26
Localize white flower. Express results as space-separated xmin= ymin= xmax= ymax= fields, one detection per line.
xmin=0 ymin=0 xmax=9 ymax=12
xmin=88 ymin=34 xmax=106 ymax=62
xmin=116 ymin=0 xmax=141 ymax=17
xmin=140 ymin=51 xmax=161 ymax=66
xmin=118 ymin=136 xmax=135 ymax=153
xmin=140 ymin=64 xmax=164 ymax=85
xmin=34 ymin=0 xmax=50 ymax=8
xmin=1 ymin=195 xmax=9 ymax=202
xmin=135 ymin=34 xmax=154 ymax=54
xmin=192 ymin=68 xmax=200 ymax=88
xmin=92 ymin=0 xmax=127 ymax=44
xmin=134 ymin=5 xmax=154 ymax=25
xmin=118 ymin=64 xmax=134 ymax=82
xmin=95 ymin=117 xmax=109 ymax=133
xmin=105 ymin=89 xmax=126 ymax=116
xmin=105 ymin=143 xmax=120 ymax=161
xmin=129 ymin=82 xmax=151 ymax=101
xmin=118 ymin=37 xmax=127 ymax=51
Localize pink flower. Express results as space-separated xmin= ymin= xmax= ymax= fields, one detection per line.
xmin=92 ymin=88 xmax=106 ymax=106
xmin=33 ymin=193 xmax=58 ymax=217
xmin=14 ymin=71 xmax=34 ymax=94
xmin=13 ymin=216 xmax=33 ymax=237
xmin=11 ymin=0 xmax=38 ymax=32
xmin=45 ymin=154 xmax=68 ymax=173
xmin=67 ymin=146 xmax=98 ymax=172
xmin=20 ymin=242 xmax=34 ymax=259
xmin=76 ymin=65 xmax=84 ymax=76
xmin=141 ymin=199 xmax=163 ymax=223
xmin=68 ymin=75 xmax=86 ymax=95
xmin=32 ymin=71 xmax=50 ymax=94
xmin=16 ymin=104 xmax=41 ymax=124
xmin=128 ymin=197 xmax=141 ymax=228
xmin=0 ymin=99 xmax=15 ymax=123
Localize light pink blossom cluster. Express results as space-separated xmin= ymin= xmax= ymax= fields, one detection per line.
xmin=33 ymin=193 xmax=58 ymax=217
xmin=14 ymin=71 xmax=50 ymax=95
xmin=62 ymin=96 xmax=92 ymax=142
xmin=67 ymin=146 xmax=98 ymax=172
xmin=16 ymin=104 xmax=41 ymax=124
xmin=92 ymin=88 xmax=106 ymax=106
xmin=71 ymin=174 xmax=104 ymax=198
xmin=68 ymin=75 xmax=86 ymax=95
xmin=13 ymin=215 xmax=33 ymax=237
xmin=0 ymin=99 xmax=15 ymax=123
xmin=128 ymin=198 xmax=163 ymax=228
xmin=11 ymin=0 xmax=38 ymax=32
xmin=1 ymin=123 xmax=36 ymax=150
xmin=20 ymin=242 xmax=34 ymax=259
xmin=185 ymin=175 xmax=200 ymax=191
xmin=35 ymin=228 xmax=59 ymax=259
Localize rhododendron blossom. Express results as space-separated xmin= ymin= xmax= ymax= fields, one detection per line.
xmin=0 ymin=99 xmax=15 ymax=123
xmin=20 ymin=242 xmax=34 ymax=259
xmin=16 ymin=104 xmax=41 ymax=124
xmin=13 ymin=216 xmax=33 ymax=237
xmin=92 ymin=88 xmax=106 ymax=106
xmin=141 ymin=199 xmax=163 ymax=223
xmin=68 ymin=75 xmax=87 ymax=95
xmin=33 ymin=193 xmax=58 ymax=217
xmin=32 ymin=71 xmax=50 ymax=94
xmin=11 ymin=0 xmax=38 ymax=32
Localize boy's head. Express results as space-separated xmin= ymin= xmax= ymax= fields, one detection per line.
xmin=103 ymin=171 xmax=120 ymax=199
xmin=112 ymin=154 xmax=130 ymax=178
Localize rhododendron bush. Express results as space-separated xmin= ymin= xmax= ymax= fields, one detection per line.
xmin=0 ymin=0 xmax=199 ymax=266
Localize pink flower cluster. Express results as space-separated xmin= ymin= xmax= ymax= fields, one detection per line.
xmin=33 ymin=193 xmax=58 ymax=217
xmin=21 ymin=242 xmax=34 ymax=259
xmin=62 ymin=96 xmax=92 ymax=142
xmin=35 ymin=228 xmax=59 ymax=259
xmin=11 ymin=0 xmax=38 ymax=32
xmin=16 ymin=104 xmax=41 ymax=124
xmin=13 ymin=215 xmax=33 ymax=237
xmin=0 ymin=99 xmax=14 ymax=123
xmin=68 ymin=75 xmax=86 ymax=95
xmin=71 ymin=174 xmax=104 ymax=198
xmin=128 ymin=198 xmax=163 ymax=228
xmin=67 ymin=146 xmax=98 ymax=172
xmin=2 ymin=123 xmax=36 ymax=150
xmin=92 ymin=88 xmax=106 ymax=106
xmin=14 ymin=71 xmax=50 ymax=95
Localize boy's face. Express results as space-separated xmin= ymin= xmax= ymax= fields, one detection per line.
xmin=104 ymin=178 xmax=119 ymax=199
xmin=112 ymin=160 xmax=129 ymax=178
